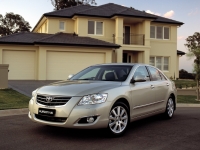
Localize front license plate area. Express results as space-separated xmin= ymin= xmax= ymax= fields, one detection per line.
xmin=38 ymin=108 xmax=56 ymax=116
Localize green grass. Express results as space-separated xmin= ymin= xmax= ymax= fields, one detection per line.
xmin=173 ymin=79 xmax=196 ymax=89
xmin=0 ymin=89 xmax=30 ymax=110
xmin=177 ymin=95 xmax=200 ymax=104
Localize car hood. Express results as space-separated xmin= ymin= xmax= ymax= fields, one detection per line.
xmin=36 ymin=80 xmax=122 ymax=96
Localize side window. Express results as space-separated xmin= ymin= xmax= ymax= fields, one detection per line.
xmin=159 ymin=72 xmax=167 ymax=81
xmin=133 ymin=66 xmax=150 ymax=81
xmin=147 ymin=67 xmax=162 ymax=81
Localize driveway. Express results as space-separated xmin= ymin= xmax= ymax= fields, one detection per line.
xmin=0 ymin=108 xmax=200 ymax=150
xmin=8 ymin=80 xmax=59 ymax=97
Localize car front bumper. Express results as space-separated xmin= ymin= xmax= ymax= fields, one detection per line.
xmin=28 ymin=96 xmax=111 ymax=129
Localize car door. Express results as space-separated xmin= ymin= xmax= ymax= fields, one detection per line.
xmin=130 ymin=66 xmax=156 ymax=118
xmin=147 ymin=66 xmax=170 ymax=110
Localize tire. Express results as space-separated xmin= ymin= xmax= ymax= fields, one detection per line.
xmin=164 ymin=97 xmax=175 ymax=119
xmin=107 ymin=102 xmax=129 ymax=136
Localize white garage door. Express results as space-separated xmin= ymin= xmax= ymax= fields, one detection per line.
xmin=47 ymin=51 xmax=105 ymax=80
xmin=3 ymin=50 xmax=35 ymax=80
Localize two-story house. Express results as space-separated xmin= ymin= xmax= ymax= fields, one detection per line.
xmin=0 ymin=3 xmax=184 ymax=80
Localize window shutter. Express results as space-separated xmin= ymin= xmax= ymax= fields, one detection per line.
xmin=150 ymin=26 xmax=155 ymax=38
xmin=156 ymin=26 xmax=163 ymax=39
xmin=88 ymin=21 xmax=95 ymax=34
xmin=164 ymin=27 xmax=169 ymax=39
xmin=96 ymin=22 xmax=103 ymax=35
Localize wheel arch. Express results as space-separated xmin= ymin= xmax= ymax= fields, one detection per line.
xmin=170 ymin=93 xmax=176 ymax=110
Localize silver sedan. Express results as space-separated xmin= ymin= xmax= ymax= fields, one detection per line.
xmin=28 ymin=63 xmax=176 ymax=136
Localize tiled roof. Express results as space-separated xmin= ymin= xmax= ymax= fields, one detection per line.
xmin=0 ymin=32 xmax=120 ymax=48
xmin=0 ymin=32 xmax=51 ymax=44
xmin=177 ymin=50 xmax=186 ymax=55
xmin=43 ymin=3 xmax=183 ymax=25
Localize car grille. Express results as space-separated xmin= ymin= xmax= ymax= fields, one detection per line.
xmin=35 ymin=114 xmax=67 ymax=123
xmin=37 ymin=94 xmax=71 ymax=106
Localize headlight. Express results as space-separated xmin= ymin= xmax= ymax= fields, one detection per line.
xmin=78 ymin=93 xmax=108 ymax=105
xmin=32 ymin=89 xmax=38 ymax=98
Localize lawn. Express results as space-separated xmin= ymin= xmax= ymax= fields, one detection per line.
xmin=177 ymin=95 xmax=200 ymax=104
xmin=173 ymin=79 xmax=196 ymax=89
xmin=0 ymin=89 xmax=30 ymax=110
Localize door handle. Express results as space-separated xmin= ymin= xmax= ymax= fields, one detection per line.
xmin=166 ymin=83 xmax=169 ymax=86
xmin=151 ymin=85 xmax=155 ymax=89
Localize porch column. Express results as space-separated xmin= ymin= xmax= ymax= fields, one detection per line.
xmin=115 ymin=17 xmax=123 ymax=45
xmin=142 ymin=20 xmax=151 ymax=46
xmin=38 ymin=47 xmax=47 ymax=80
xmin=116 ymin=48 xmax=123 ymax=63
xmin=144 ymin=50 xmax=150 ymax=64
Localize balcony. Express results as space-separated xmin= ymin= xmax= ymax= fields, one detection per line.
xmin=123 ymin=33 xmax=144 ymax=45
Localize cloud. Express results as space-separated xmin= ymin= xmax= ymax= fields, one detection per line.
xmin=188 ymin=8 xmax=199 ymax=16
xmin=163 ymin=10 xmax=174 ymax=18
xmin=145 ymin=10 xmax=161 ymax=16
xmin=177 ymin=36 xmax=185 ymax=40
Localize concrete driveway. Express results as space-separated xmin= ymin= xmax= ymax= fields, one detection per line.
xmin=8 ymin=80 xmax=59 ymax=97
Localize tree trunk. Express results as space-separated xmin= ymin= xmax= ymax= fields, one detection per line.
xmin=197 ymin=80 xmax=199 ymax=101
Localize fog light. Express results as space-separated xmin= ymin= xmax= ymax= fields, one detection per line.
xmin=87 ymin=117 xmax=94 ymax=123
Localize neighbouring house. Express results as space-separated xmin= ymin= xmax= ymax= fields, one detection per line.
xmin=0 ymin=3 xmax=185 ymax=80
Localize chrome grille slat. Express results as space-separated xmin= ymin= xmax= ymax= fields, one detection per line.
xmin=37 ymin=94 xmax=71 ymax=106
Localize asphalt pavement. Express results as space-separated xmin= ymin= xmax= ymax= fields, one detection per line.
xmin=0 ymin=108 xmax=200 ymax=150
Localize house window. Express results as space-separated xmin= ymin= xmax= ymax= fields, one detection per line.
xmin=88 ymin=21 xmax=103 ymax=35
xmin=59 ymin=21 xmax=65 ymax=31
xmin=150 ymin=56 xmax=169 ymax=71
xmin=150 ymin=26 xmax=170 ymax=40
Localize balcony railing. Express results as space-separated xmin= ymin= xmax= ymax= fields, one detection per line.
xmin=123 ymin=33 xmax=145 ymax=45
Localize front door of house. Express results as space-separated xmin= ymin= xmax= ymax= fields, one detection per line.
xmin=123 ymin=53 xmax=132 ymax=63
xmin=124 ymin=26 xmax=130 ymax=44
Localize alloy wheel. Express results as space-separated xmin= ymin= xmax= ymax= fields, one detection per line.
xmin=109 ymin=106 xmax=128 ymax=134
xmin=167 ymin=98 xmax=174 ymax=117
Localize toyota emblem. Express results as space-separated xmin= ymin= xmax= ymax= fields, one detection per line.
xmin=46 ymin=96 xmax=53 ymax=102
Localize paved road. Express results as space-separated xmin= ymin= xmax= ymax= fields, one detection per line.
xmin=0 ymin=108 xmax=200 ymax=150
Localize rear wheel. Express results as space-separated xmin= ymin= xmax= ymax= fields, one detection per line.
xmin=108 ymin=102 xmax=129 ymax=136
xmin=164 ymin=97 xmax=175 ymax=119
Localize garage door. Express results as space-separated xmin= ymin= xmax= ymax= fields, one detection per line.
xmin=47 ymin=51 xmax=105 ymax=80
xmin=3 ymin=50 xmax=35 ymax=80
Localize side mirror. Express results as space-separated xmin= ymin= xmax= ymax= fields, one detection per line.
xmin=68 ymin=74 xmax=74 ymax=79
xmin=131 ymin=75 xmax=146 ymax=83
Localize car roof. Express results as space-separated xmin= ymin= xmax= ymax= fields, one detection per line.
xmin=92 ymin=63 xmax=146 ymax=67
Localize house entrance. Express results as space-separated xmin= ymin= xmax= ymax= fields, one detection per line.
xmin=123 ymin=53 xmax=132 ymax=63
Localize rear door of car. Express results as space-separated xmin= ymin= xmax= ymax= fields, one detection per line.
xmin=147 ymin=66 xmax=170 ymax=110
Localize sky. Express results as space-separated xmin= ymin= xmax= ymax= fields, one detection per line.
xmin=0 ymin=0 xmax=199 ymax=73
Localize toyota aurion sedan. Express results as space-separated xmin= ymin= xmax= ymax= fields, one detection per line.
xmin=29 ymin=63 xmax=177 ymax=136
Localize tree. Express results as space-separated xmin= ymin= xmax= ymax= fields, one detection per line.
xmin=51 ymin=0 xmax=97 ymax=10
xmin=0 ymin=13 xmax=31 ymax=37
xmin=185 ymin=32 xmax=200 ymax=101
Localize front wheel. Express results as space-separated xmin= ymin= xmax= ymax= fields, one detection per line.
xmin=108 ymin=102 xmax=129 ymax=136
xmin=164 ymin=97 xmax=175 ymax=119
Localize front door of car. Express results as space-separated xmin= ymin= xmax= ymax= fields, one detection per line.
xmin=130 ymin=66 xmax=156 ymax=118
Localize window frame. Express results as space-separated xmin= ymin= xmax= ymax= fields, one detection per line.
xmin=59 ymin=21 xmax=65 ymax=31
xmin=149 ymin=56 xmax=169 ymax=71
xmin=150 ymin=25 xmax=170 ymax=40
xmin=88 ymin=20 xmax=104 ymax=36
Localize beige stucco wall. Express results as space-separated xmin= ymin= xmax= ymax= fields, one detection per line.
xmin=47 ymin=18 xmax=75 ymax=34
xmin=150 ymin=24 xmax=178 ymax=78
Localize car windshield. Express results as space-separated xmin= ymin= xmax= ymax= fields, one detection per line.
xmin=70 ymin=65 xmax=133 ymax=82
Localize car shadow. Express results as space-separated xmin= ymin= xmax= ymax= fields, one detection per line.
xmin=30 ymin=113 xmax=171 ymax=139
